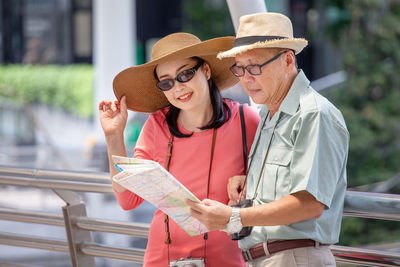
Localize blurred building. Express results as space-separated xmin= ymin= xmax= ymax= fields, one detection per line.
xmin=0 ymin=0 xmax=342 ymax=168
xmin=0 ymin=0 xmax=341 ymax=80
xmin=0 ymin=0 xmax=92 ymax=64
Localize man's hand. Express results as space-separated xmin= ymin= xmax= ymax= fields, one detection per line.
xmin=186 ymin=199 xmax=232 ymax=231
xmin=228 ymin=175 xmax=246 ymax=205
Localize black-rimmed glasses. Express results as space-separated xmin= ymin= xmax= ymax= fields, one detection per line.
xmin=156 ymin=61 xmax=203 ymax=91
xmin=230 ymin=50 xmax=289 ymax=77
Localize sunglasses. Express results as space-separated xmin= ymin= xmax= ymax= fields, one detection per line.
xmin=156 ymin=61 xmax=204 ymax=91
xmin=230 ymin=50 xmax=289 ymax=77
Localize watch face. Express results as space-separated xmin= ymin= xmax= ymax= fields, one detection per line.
xmin=227 ymin=208 xmax=242 ymax=234
xmin=231 ymin=220 xmax=243 ymax=233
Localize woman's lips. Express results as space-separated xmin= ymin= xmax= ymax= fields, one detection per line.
xmin=177 ymin=92 xmax=193 ymax=102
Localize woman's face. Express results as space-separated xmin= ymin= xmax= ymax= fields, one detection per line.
xmin=155 ymin=58 xmax=211 ymax=112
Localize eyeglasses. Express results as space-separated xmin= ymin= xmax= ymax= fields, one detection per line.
xmin=230 ymin=50 xmax=289 ymax=77
xmin=156 ymin=61 xmax=203 ymax=91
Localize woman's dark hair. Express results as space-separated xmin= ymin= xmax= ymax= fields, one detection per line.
xmin=154 ymin=57 xmax=231 ymax=138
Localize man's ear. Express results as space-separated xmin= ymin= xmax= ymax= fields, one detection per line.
xmin=285 ymin=50 xmax=297 ymax=71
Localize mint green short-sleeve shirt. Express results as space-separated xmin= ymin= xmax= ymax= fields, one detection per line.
xmin=239 ymin=70 xmax=349 ymax=250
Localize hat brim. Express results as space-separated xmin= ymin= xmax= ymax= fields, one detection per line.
xmin=113 ymin=36 xmax=239 ymax=113
xmin=217 ymin=38 xmax=308 ymax=59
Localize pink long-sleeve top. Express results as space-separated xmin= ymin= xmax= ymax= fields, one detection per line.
xmin=114 ymin=99 xmax=260 ymax=267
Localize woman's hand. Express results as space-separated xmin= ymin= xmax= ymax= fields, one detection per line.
xmin=99 ymin=96 xmax=128 ymax=137
xmin=227 ymin=175 xmax=247 ymax=205
xmin=99 ymin=96 xmax=128 ymax=192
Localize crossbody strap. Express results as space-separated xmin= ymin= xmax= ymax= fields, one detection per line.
xmin=163 ymin=129 xmax=217 ymax=264
xmin=249 ymin=112 xmax=280 ymax=201
xmin=203 ymin=128 xmax=217 ymax=264
xmin=164 ymin=135 xmax=174 ymax=171
xmin=239 ymin=104 xmax=248 ymax=174
xmin=164 ymin=135 xmax=174 ymax=248
xmin=239 ymin=111 xmax=279 ymax=201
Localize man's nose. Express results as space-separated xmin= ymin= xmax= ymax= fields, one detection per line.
xmin=241 ymin=70 xmax=255 ymax=83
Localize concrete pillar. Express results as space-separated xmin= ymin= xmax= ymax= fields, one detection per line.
xmin=93 ymin=0 xmax=136 ymax=135
xmin=91 ymin=1 xmax=135 ymax=237
xmin=226 ymin=0 xmax=267 ymax=111
xmin=226 ymin=0 xmax=267 ymax=32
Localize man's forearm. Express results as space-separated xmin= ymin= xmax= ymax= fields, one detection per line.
xmin=241 ymin=191 xmax=324 ymax=227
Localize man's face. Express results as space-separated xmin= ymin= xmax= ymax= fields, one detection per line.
xmin=235 ymin=48 xmax=288 ymax=106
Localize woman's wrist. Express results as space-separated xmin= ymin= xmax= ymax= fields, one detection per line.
xmin=105 ymin=132 xmax=124 ymax=144
xmin=112 ymin=181 xmax=127 ymax=193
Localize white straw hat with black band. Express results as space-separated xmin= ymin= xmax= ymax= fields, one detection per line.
xmin=217 ymin=12 xmax=308 ymax=59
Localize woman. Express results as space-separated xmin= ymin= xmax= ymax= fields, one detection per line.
xmin=99 ymin=32 xmax=260 ymax=267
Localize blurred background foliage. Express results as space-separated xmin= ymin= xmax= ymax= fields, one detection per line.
xmin=325 ymin=0 xmax=400 ymax=189
xmin=0 ymin=64 xmax=93 ymax=117
xmin=324 ymin=0 xmax=400 ymax=246
xmin=0 ymin=0 xmax=399 ymax=247
xmin=182 ymin=0 xmax=234 ymax=40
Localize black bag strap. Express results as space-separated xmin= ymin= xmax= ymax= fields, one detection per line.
xmin=239 ymin=104 xmax=248 ymax=174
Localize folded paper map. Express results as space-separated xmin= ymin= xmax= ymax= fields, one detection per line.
xmin=112 ymin=155 xmax=208 ymax=236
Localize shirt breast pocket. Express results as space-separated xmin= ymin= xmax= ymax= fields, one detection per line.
xmin=259 ymin=147 xmax=292 ymax=202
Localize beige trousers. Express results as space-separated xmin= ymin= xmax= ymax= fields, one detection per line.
xmin=246 ymin=246 xmax=336 ymax=267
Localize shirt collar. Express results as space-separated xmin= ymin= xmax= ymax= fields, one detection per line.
xmin=278 ymin=69 xmax=310 ymax=116
xmin=259 ymin=104 xmax=269 ymax=118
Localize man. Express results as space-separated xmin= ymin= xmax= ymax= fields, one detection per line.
xmin=187 ymin=12 xmax=349 ymax=266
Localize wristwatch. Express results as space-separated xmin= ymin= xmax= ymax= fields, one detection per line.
xmin=224 ymin=207 xmax=243 ymax=234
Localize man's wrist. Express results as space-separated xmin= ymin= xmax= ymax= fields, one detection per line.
xmin=224 ymin=207 xmax=243 ymax=234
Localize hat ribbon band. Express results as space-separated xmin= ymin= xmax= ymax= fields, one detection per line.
xmin=234 ymin=35 xmax=288 ymax=47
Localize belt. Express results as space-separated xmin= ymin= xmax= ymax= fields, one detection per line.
xmin=241 ymin=239 xmax=326 ymax=262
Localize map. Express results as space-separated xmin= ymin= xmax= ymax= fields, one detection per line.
xmin=112 ymin=155 xmax=208 ymax=236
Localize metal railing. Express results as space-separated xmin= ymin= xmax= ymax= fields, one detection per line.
xmin=310 ymin=70 xmax=347 ymax=92
xmin=1 ymin=165 xmax=400 ymax=266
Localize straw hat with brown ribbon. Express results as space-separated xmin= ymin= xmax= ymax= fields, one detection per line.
xmin=218 ymin=12 xmax=308 ymax=59
xmin=113 ymin=32 xmax=239 ymax=113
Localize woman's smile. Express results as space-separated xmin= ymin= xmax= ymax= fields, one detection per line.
xmin=177 ymin=92 xmax=193 ymax=102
